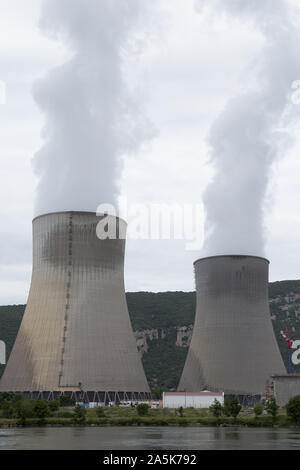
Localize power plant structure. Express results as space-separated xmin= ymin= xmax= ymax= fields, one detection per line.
xmin=0 ymin=211 xmax=151 ymax=403
xmin=178 ymin=255 xmax=286 ymax=405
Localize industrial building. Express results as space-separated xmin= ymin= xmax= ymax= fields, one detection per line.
xmin=0 ymin=211 xmax=151 ymax=403
xmin=271 ymin=374 xmax=300 ymax=407
xmin=163 ymin=391 xmax=224 ymax=409
xmin=178 ymin=255 xmax=286 ymax=404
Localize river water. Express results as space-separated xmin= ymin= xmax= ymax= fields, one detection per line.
xmin=0 ymin=426 xmax=300 ymax=450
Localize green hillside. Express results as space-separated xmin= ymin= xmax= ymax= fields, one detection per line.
xmin=1 ymin=280 xmax=300 ymax=391
xmin=0 ymin=305 xmax=26 ymax=381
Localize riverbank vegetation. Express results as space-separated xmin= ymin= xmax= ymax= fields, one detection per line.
xmin=0 ymin=393 xmax=300 ymax=428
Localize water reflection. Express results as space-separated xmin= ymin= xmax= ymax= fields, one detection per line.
xmin=0 ymin=426 xmax=299 ymax=450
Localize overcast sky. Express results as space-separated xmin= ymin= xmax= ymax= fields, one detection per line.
xmin=1 ymin=0 xmax=300 ymax=305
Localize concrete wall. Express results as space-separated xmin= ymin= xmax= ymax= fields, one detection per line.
xmin=273 ymin=376 xmax=300 ymax=406
xmin=0 ymin=212 xmax=150 ymax=395
xmin=178 ymin=255 xmax=286 ymax=395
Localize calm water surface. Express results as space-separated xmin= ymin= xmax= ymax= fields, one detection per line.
xmin=0 ymin=426 xmax=300 ymax=450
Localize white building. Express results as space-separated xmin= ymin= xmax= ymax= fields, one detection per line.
xmin=163 ymin=391 xmax=224 ymax=409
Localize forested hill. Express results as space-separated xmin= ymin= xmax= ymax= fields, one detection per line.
xmin=1 ymin=280 xmax=300 ymax=391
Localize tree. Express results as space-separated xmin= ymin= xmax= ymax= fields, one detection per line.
xmin=253 ymin=403 xmax=263 ymax=418
xmin=0 ymin=392 xmax=13 ymax=404
xmin=209 ymin=399 xmax=222 ymax=417
xmin=73 ymin=405 xmax=87 ymax=424
xmin=48 ymin=400 xmax=60 ymax=413
xmin=15 ymin=399 xmax=35 ymax=425
xmin=0 ymin=392 xmax=21 ymax=406
xmin=1 ymin=400 xmax=15 ymax=419
xmin=286 ymin=395 xmax=300 ymax=424
xmin=265 ymin=396 xmax=279 ymax=422
xmin=222 ymin=398 xmax=232 ymax=417
xmin=59 ymin=395 xmax=75 ymax=407
xmin=176 ymin=406 xmax=184 ymax=417
xmin=153 ymin=387 xmax=163 ymax=400
xmin=136 ymin=403 xmax=149 ymax=416
xmin=229 ymin=399 xmax=242 ymax=419
xmin=223 ymin=398 xmax=241 ymax=418
xmin=16 ymin=407 xmax=27 ymax=426
xmin=33 ymin=401 xmax=50 ymax=422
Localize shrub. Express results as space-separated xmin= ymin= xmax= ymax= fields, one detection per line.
xmin=223 ymin=398 xmax=241 ymax=418
xmin=136 ymin=403 xmax=149 ymax=416
xmin=153 ymin=387 xmax=163 ymax=400
xmin=59 ymin=395 xmax=76 ymax=407
xmin=0 ymin=392 xmax=22 ymax=405
xmin=253 ymin=403 xmax=263 ymax=418
xmin=0 ymin=392 xmax=13 ymax=405
xmin=1 ymin=401 xmax=15 ymax=419
xmin=48 ymin=400 xmax=60 ymax=413
xmin=230 ymin=400 xmax=242 ymax=418
xmin=176 ymin=406 xmax=184 ymax=417
xmin=96 ymin=407 xmax=105 ymax=418
xmin=223 ymin=398 xmax=232 ymax=417
xmin=15 ymin=399 xmax=36 ymax=424
xmin=265 ymin=396 xmax=279 ymax=422
xmin=32 ymin=401 xmax=50 ymax=421
xmin=73 ymin=405 xmax=87 ymax=424
xmin=15 ymin=406 xmax=27 ymax=426
xmin=286 ymin=395 xmax=300 ymax=425
xmin=209 ymin=399 xmax=222 ymax=417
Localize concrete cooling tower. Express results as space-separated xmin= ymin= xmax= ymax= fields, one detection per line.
xmin=178 ymin=255 xmax=286 ymax=402
xmin=0 ymin=211 xmax=151 ymax=403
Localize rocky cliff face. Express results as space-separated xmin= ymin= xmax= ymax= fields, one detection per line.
xmin=134 ymin=329 xmax=165 ymax=355
xmin=134 ymin=326 xmax=192 ymax=356
xmin=269 ymin=287 xmax=300 ymax=369
xmin=175 ymin=325 xmax=193 ymax=347
xmin=134 ymin=325 xmax=193 ymax=356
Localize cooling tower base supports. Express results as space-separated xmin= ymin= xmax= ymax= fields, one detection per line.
xmin=6 ymin=390 xmax=152 ymax=404
xmin=224 ymin=394 xmax=262 ymax=407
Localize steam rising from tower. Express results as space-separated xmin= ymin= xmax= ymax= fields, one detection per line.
xmin=196 ymin=0 xmax=300 ymax=256
xmin=33 ymin=0 xmax=152 ymax=215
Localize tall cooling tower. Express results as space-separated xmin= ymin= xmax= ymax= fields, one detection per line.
xmin=178 ymin=255 xmax=285 ymax=400
xmin=0 ymin=211 xmax=151 ymax=402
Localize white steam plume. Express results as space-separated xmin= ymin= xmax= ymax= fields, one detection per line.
xmin=33 ymin=0 xmax=152 ymax=215
xmin=196 ymin=0 xmax=300 ymax=256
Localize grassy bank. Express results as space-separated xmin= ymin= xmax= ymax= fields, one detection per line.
xmin=0 ymin=406 xmax=298 ymax=428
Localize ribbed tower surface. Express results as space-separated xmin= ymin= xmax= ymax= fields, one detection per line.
xmin=178 ymin=255 xmax=286 ymax=396
xmin=0 ymin=212 xmax=150 ymax=397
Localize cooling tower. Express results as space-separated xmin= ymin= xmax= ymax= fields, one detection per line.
xmin=0 ymin=211 xmax=151 ymax=402
xmin=178 ymin=255 xmax=286 ymax=398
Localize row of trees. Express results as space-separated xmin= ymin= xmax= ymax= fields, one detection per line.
xmin=0 ymin=392 xmax=152 ymax=425
xmin=209 ymin=398 xmax=242 ymax=419
xmin=209 ymin=395 xmax=300 ymax=424
xmin=0 ymin=392 xmax=77 ymax=425
xmin=1 ymin=392 xmax=300 ymax=425
xmin=255 ymin=395 xmax=300 ymax=424
xmin=208 ymin=397 xmax=277 ymax=420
